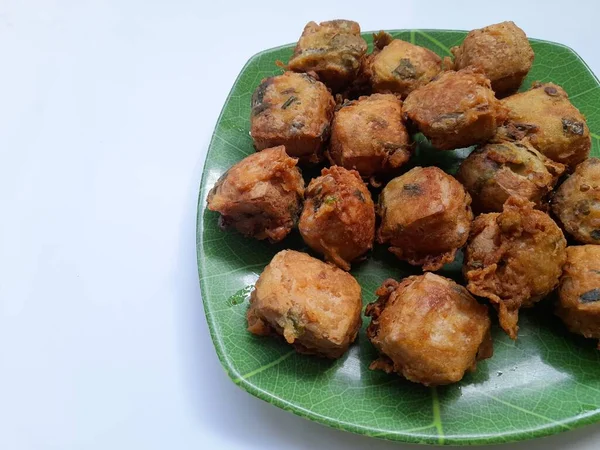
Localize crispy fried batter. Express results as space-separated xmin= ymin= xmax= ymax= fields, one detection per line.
xmin=496 ymin=82 xmax=591 ymax=168
xmin=464 ymin=197 xmax=567 ymax=339
xmin=288 ymin=20 xmax=367 ymax=92
xmin=366 ymin=33 xmax=442 ymax=98
xmin=403 ymin=68 xmax=507 ymax=150
xmin=451 ymin=21 xmax=534 ymax=97
xmin=206 ymin=146 xmax=304 ymax=242
xmin=247 ymin=250 xmax=363 ymax=358
xmin=377 ymin=166 xmax=473 ymax=271
xmin=299 ymin=167 xmax=375 ymax=270
xmin=328 ymin=94 xmax=412 ymax=179
xmin=556 ymin=245 xmax=600 ymax=347
xmin=552 ymin=158 xmax=600 ymax=244
xmin=251 ymin=71 xmax=335 ymax=164
xmin=458 ymin=140 xmax=565 ymax=213
xmin=365 ymin=274 xmax=492 ymax=386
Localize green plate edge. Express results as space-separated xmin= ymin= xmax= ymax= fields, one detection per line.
xmin=197 ymin=29 xmax=600 ymax=446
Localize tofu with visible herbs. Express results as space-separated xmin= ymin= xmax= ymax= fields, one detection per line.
xmin=403 ymin=68 xmax=507 ymax=150
xmin=377 ymin=166 xmax=473 ymax=271
xmin=367 ymin=32 xmax=442 ymax=98
xmin=328 ymin=93 xmax=412 ymax=180
xmin=299 ymin=166 xmax=375 ymax=270
xmin=288 ymin=20 xmax=367 ymax=92
xmin=496 ymin=82 xmax=591 ymax=168
xmin=251 ymin=72 xmax=335 ymax=164
xmin=247 ymin=250 xmax=363 ymax=359
xmin=552 ymin=158 xmax=600 ymax=244
xmin=557 ymin=245 xmax=600 ymax=348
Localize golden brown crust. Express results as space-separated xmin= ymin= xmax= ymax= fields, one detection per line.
xmin=250 ymin=72 xmax=335 ymax=164
xmin=247 ymin=250 xmax=363 ymax=358
xmin=457 ymin=140 xmax=565 ymax=213
xmin=451 ymin=21 xmax=534 ymax=97
xmin=206 ymin=146 xmax=304 ymax=242
xmin=496 ymin=82 xmax=591 ymax=168
xmin=366 ymin=37 xmax=442 ymax=98
xmin=403 ymin=68 xmax=507 ymax=150
xmin=288 ymin=20 xmax=368 ymax=92
xmin=552 ymin=158 xmax=600 ymax=244
xmin=377 ymin=166 xmax=473 ymax=271
xmin=328 ymin=94 xmax=412 ymax=179
xmin=464 ymin=197 xmax=567 ymax=339
xmin=556 ymin=245 xmax=600 ymax=344
xmin=365 ymin=273 xmax=492 ymax=386
xmin=299 ymin=166 xmax=375 ymax=270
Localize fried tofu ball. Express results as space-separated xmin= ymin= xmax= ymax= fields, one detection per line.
xmin=464 ymin=197 xmax=567 ymax=339
xmin=299 ymin=166 xmax=375 ymax=270
xmin=328 ymin=94 xmax=412 ymax=180
xmin=206 ymin=146 xmax=304 ymax=242
xmin=451 ymin=21 xmax=534 ymax=97
xmin=247 ymin=250 xmax=362 ymax=358
xmin=366 ymin=32 xmax=442 ymax=98
xmin=457 ymin=140 xmax=565 ymax=213
xmin=287 ymin=20 xmax=367 ymax=93
xmin=557 ymin=245 xmax=600 ymax=347
xmin=496 ymin=82 xmax=591 ymax=167
xmin=552 ymin=158 xmax=600 ymax=244
xmin=377 ymin=166 xmax=473 ymax=271
xmin=251 ymin=71 xmax=335 ymax=164
xmin=365 ymin=274 xmax=493 ymax=386
xmin=403 ymin=68 xmax=507 ymax=150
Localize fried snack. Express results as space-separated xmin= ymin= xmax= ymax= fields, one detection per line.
xmin=328 ymin=94 xmax=412 ymax=180
xmin=299 ymin=166 xmax=375 ymax=270
xmin=377 ymin=166 xmax=473 ymax=271
xmin=464 ymin=197 xmax=567 ymax=339
xmin=365 ymin=274 xmax=492 ymax=386
xmin=451 ymin=21 xmax=534 ymax=97
xmin=287 ymin=20 xmax=368 ymax=92
xmin=247 ymin=250 xmax=362 ymax=358
xmin=403 ymin=68 xmax=506 ymax=150
xmin=457 ymin=140 xmax=565 ymax=213
xmin=206 ymin=146 xmax=304 ymax=242
xmin=552 ymin=158 xmax=600 ymax=244
xmin=366 ymin=32 xmax=442 ymax=98
xmin=557 ymin=245 xmax=600 ymax=347
xmin=251 ymin=71 xmax=335 ymax=164
xmin=496 ymin=82 xmax=591 ymax=167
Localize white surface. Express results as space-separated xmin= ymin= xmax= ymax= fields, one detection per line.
xmin=1 ymin=0 xmax=600 ymax=449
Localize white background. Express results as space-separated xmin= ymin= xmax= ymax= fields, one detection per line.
xmin=1 ymin=0 xmax=600 ymax=448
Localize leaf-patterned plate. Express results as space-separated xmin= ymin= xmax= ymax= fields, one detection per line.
xmin=197 ymin=30 xmax=600 ymax=445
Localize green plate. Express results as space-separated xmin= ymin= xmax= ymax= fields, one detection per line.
xmin=197 ymin=29 xmax=600 ymax=445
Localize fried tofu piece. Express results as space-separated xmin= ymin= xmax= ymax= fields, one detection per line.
xmin=287 ymin=20 xmax=367 ymax=92
xmin=206 ymin=146 xmax=304 ymax=242
xmin=557 ymin=245 xmax=600 ymax=347
xmin=464 ymin=197 xmax=567 ymax=339
xmin=451 ymin=21 xmax=534 ymax=97
xmin=299 ymin=166 xmax=375 ymax=270
xmin=377 ymin=166 xmax=473 ymax=271
xmin=328 ymin=94 xmax=412 ymax=180
xmin=552 ymin=158 xmax=600 ymax=244
xmin=366 ymin=33 xmax=442 ymax=98
xmin=403 ymin=68 xmax=507 ymax=150
xmin=496 ymin=82 xmax=591 ymax=167
xmin=457 ymin=140 xmax=565 ymax=213
xmin=247 ymin=250 xmax=363 ymax=358
xmin=366 ymin=274 xmax=492 ymax=386
xmin=251 ymin=72 xmax=335 ymax=164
